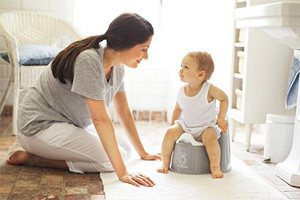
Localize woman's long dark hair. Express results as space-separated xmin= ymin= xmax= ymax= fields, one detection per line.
xmin=51 ymin=13 xmax=154 ymax=84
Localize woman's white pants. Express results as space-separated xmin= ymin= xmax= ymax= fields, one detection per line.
xmin=17 ymin=122 xmax=131 ymax=173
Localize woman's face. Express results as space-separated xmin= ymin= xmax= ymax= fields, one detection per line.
xmin=121 ymin=36 xmax=152 ymax=68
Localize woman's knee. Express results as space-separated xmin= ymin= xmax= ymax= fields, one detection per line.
xmin=68 ymin=160 xmax=113 ymax=173
xmin=119 ymin=145 xmax=130 ymax=161
xmin=93 ymin=146 xmax=129 ymax=172
xmin=68 ymin=146 xmax=129 ymax=173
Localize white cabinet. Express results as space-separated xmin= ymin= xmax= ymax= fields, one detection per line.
xmin=229 ymin=0 xmax=294 ymax=151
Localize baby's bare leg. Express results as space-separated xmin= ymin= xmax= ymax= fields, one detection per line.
xmin=157 ymin=124 xmax=184 ymax=173
xmin=201 ymin=127 xmax=223 ymax=178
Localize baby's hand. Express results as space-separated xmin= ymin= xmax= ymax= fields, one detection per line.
xmin=217 ymin=117 xmax=228 ymax=133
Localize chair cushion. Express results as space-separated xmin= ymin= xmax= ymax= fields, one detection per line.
xmin=19 ymin=45 xmax=60 ymax=66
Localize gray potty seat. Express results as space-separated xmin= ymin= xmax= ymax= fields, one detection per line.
xmin=170 ymin=132 xmax=232 ymax=174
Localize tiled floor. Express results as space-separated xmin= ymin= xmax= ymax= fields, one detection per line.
xmin=0 ymin=115 xmax=104 ymax=200
xmin=0 ymin=115 xmax=300 ymax=200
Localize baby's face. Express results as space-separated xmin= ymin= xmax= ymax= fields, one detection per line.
xmin=179 ymin=56 xmax=201 ymax=82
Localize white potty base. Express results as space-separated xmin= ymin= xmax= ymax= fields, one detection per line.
xmin=170 ymin=133 xmax=231 ymax=174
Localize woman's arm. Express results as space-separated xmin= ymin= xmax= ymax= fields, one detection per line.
xmin=113 ymin=92 xmax=161 ymax=160
xmin=86 ymin=98 xmax=125 ymax=176
xmin=85 ymin=98 xmax=154 ymax=187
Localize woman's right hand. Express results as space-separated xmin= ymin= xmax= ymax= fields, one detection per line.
xmin=119 ymin=171 xmax=155 ymax=187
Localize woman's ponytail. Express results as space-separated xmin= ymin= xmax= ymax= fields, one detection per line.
xmin=51 ymin=34 xmax=106 ymax=84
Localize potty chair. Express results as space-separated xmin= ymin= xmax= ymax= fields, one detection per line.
xmin=170 ymin=132 xmax=231 ymax=174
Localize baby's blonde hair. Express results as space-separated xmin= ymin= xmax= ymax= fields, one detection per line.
xmin=187 ymin=51 xmax=214 ymax=80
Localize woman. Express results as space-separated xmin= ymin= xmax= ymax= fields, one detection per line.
xmin=7 ymin=13 xmax=161 ymax=187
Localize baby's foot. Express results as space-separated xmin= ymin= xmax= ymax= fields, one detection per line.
xmin=157 ymin=166 xmax=169 ymax=173
xmin=210 ymin=166 xmax=224 ymax=179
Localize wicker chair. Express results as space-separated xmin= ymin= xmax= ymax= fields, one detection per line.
xmin=0 ymin=29 xmax=13 ymax=116
xmin=0 ymin=11 xmax=81 ymax=135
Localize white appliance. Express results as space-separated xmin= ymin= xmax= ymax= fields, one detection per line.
xmin=235 ymin=1 xmax=300 ymax=187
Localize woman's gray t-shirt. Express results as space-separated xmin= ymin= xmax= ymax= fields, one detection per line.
xmin=17 ymin=46 xmax=125 ymax=136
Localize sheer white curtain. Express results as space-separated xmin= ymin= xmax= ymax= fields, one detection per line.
xmin=159 ymin=0 xmax=235 ymax=121
xmin=73 ymin=0 xmax=161 ymax=36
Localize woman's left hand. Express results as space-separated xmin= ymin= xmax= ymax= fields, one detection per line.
xmin=140 ymin=152 xmax=161 ymax=160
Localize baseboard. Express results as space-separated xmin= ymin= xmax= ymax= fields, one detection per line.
xmin=132 ymin=110 xmax=167 ymax=122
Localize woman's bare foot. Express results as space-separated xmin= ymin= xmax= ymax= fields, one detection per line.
xmin=210 ymin=166 xmax=224 ymax=178
xmin=6 ymin=150 xmax=31 ymax=165
xmin=157 ymin=166 xmax=169 ymax=173
xmin=7 ymin=150 xmax=68 ymax=169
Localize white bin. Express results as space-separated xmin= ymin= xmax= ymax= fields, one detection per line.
xmin=264 ymin=114 xmax=295 ymax=163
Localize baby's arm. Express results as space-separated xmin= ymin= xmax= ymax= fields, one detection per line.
xmin=170 ymin=103 xmax=182 ymax=125
xmin=209 ymin=85 xmax=229 ymax=133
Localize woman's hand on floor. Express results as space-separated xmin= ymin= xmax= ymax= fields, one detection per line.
xmin=119 ymin=171 xmax=155 ymax=187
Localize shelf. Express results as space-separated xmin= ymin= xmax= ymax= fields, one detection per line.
xmin=235 ymin=42 xmax=245 ymax=48
xmin=237 ymin=51 xmax=244 ymax=57
xmin=230 ymin=28 xmax=294 ymax=125
xmin=235 ymin=89 xmax=242 ymax=95
xmin=236 ymin=0 xmax=247 ymax=9
xmin=233 ymin=73 xmax=244 ymax=79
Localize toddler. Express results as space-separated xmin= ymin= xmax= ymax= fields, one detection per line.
xmin=157 ymin=51 xmax=228 ymax=178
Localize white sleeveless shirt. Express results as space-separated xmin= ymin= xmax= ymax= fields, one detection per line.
xmin=176 ymin=82 xmax=220 ymax=138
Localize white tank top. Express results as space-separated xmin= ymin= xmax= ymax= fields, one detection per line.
xmin=177 ymin=82 xmax=217 ymax=128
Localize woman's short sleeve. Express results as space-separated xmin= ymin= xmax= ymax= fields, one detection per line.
xmin=71 ymin=52 xmax=106 ymax=100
